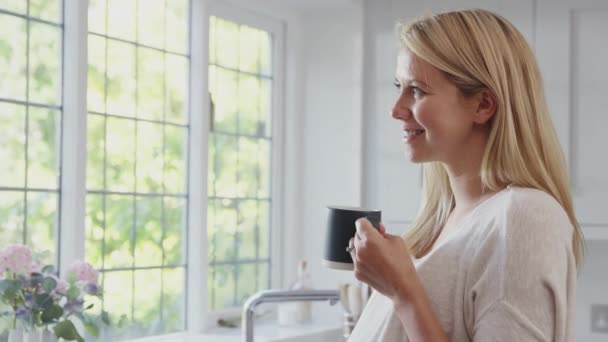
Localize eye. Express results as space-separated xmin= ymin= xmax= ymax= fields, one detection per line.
xmin=411 ymin=86 xmax=425 ymax=98
xmin=393 ymin=78 xmax=401 ymax=90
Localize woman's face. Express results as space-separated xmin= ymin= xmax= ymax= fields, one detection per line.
xmin=392 ymin=49 xmax=487 ymax=165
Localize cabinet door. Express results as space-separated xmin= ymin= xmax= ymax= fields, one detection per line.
xmin=365 ymin=0 xmax=536 ymax=232
xmin=536 ymin=0 xmax=608 ymax=239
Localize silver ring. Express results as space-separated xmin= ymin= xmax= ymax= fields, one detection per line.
xmin=345 ymin=246 xmax=355 ymax=253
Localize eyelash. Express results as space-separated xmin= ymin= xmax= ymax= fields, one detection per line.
xmin=393 ymin=80 xmax=425 ymax=98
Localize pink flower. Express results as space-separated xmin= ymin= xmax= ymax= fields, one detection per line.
xmin=67 ymin=260 xmax=99 ymax=287
xmin=28 ymin=262 xmax=41 ymax=274
xmin=0 ymin=244 xmax=33 ymax=275
xmin=50 ymin=275 xmax=69 ymax=294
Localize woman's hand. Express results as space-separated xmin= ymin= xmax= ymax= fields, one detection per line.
xmin=348 ymin=218 xmax=418 ymax=302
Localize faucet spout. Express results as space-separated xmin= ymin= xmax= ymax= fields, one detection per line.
xmin=242 ymin=289 xmax=340 ymax=342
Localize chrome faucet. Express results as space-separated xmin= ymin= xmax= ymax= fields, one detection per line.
xmin=242 ymin=289 xmax=341 ymax=342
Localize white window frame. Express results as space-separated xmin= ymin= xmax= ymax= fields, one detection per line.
xmin=198 ymin=0 xmax=286 ymax=330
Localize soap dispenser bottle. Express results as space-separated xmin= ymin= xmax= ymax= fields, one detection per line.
xmin=290 ymin=260 xmax=313 ymax=323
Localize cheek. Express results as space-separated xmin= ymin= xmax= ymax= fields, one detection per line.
xmin=414 ymin=103 xmax=471 ymax=143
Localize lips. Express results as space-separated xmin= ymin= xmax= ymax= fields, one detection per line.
xmin=403 ymin=129 xmax=425 ymax=138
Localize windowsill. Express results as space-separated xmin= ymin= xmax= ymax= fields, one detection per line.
xmin=126 ymin=304 xmax=344 ymax=342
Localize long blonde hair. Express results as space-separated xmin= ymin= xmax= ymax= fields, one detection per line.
xmin=399 ymin=9 xmax=585 ymax=269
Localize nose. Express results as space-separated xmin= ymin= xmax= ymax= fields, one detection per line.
xmin=390 ymin=96 xmax=412 ymax=121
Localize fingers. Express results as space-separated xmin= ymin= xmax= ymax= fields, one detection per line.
xmin=379 ymin=223 xmax=386 ymax=236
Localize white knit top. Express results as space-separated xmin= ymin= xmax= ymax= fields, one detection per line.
xmin=348 ymin=185 xmax=576 ymax=341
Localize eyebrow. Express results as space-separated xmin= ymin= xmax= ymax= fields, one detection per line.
xmin=394 ymin=77 xmax=430 ymax=88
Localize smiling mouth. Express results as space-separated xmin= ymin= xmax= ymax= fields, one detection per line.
xmin=403 ymin=129 xmax=425 ymax=139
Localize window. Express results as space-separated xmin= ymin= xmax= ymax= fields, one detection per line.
xmin=85 ymin=0 xmax=189 ymax=339
xmin=0 ymin=2 xmax=63 ymax=267
xmin=207 ymin=15 xmax=274 ymax=310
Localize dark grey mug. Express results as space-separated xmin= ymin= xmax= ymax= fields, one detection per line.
xmin=322 ymin=206 xmax=381 ymax=270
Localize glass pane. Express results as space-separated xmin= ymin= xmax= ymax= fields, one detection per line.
xmin=212 ymin=134 xmax=237 ymax=198
xmin=104 ymin=194 xmax=134 ymax=268
xmin=209 ymin=66 xmax=237 ymax=132
xmin=103 ymin=271 xmax=134 ymax=325
xmin=206 ymin=199 xmax=215 ymax=259
xmin=26 ymin=191 xmax=57 ymax=266
xmin=259 ymin=30 xmax=272 ymax=76
xmin=106 ymin=116 xmax=135 ymax=192
xmin=106 ymin=39 xmax=136 ymax=117
xmin=107 ymin=0 xmax=136 ymax=41
xmin=29 ymin=0 xmax=61 ymax=23
xmin=213 ymin=198 xmax=237 ymax=262
xmin=212 ymin=265 xmax=235 ymax=309
xmin=258 ymin=262 xmax=269 ymax=290
xmin=207 ymin=266 xmax=214 ymax=308
xmin=236 ymin=263 xmax=256 ymax=305
xmin=209 ymin=16 xmax=216 ymax=64
xmin=29 ymin=22 xmax=61 ymax=105
xmin=239 ymin=25 xmax=260 ymax=74
xmin=86 ymin=114 xmax=105 ymax=190
xmin=137 ymin=0 xmax=164 ymax=49
xmin=0 ymin=191 xmax=24 ymax=245
xmin=162 ymin=267 xmax=185 ymax=333
xmin=87 ymin=35 xmax=106 ymax=114
xmin=237 ymin=137 xmax=259 ymax=198
xmin=27 ymin=107 xmax=59 ymax=189
xmin=259 ymin=79 xmax=272 ymax=137
xmin=0 ymin=102 xmax=25 ymax=188
xmin=0 ymin=0 xmax=25 ymax=14
xmin=134 ymin=196 xmax=162 ymax=267
xmin=163 ymin=197 xmax=185 ymax=265
xmin=237 ymin=74 xmax=260 ymax=136
xmin=85 ymin=194 xmax=104 ymax=270
xmin=207 ymin=133 xmax=215 ymax=197
xmin=88 ymin=0 xmax=106 ymax=34
xmin=258 ymin=140 xmax=270 ymax=198
xmin=137 ymin=47 xmax=164 ymax=121
xmin=165 ymin=54 xmax=188 ymax=124
xmin=258 ymin=200 xmax=270 ymax=259
xmin=136 ymin=121 xmax=163 ymax=193
xmin=164 ymin=125 xmax=186 ymax=194
xmin=133 ymin=269 xmax=162 ymax=332
xmin=165 ymin=0 xmax=188 ymax=53
xmin=237 ymin=200 xmax=257 ymax=260
xmin=0 ymin=14 xmax=27 ymax=101
xmin=214 ymin=17 xmax=238 ymax=69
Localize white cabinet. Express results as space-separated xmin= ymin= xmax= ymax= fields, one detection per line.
xmin=363 ymin=0 xmax=608 ymax=240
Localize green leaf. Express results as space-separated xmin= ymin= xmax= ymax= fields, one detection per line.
xmin=83 ymin=319 xmax=100 ymax=337
xmin=30 ymin=274 xmax=44 ymax=287
xmin=0 ymin=279 xmax=21 ymax=302
xmin=41 ymin=304 xmax=63 ymax=323
xmin=67 ymin=285 xmax=80 ymax=301
xmin=42 ymin=265 xmax=56 ymax=274
xmin=42 ymin=277 xmax=57 ymax=293
xmin=54 ymin=320 xmax=84 ymax=342
xmin=85 ymin=303 xmax=94 ymax=310
xmin=101 ymin=310 xmax=110 ymax=325
xmin=35 ymin=293 xmax=53 ymax=310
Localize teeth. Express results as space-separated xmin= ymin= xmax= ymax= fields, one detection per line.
xmin=403 ymin=129 xmax=424 ymax=138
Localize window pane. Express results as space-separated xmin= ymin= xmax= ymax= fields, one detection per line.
xmin=237 ymin=74 xmax=260 ymax=136
xmin=212 ymin=134 xmax=237 ymax=198
xmin=133 ymin=269 xmax=163 ymax=335
xmin=0 ymin=191 xmax=24 ymax=244
xmin=29 ymin=22 xmax=61 ymax=105
xmin=106 ymin=40 xmax=136 ymax=117
xmin=87 ymin=114 xmax=105 ymax=190
xmin=164 ymin=125 xmax=187 ymax=194
xmin=258 ymin=140 xmax=271 ymax=198
xmin=211 ymin=265 xmax=235 ymax=309
xmin=258 ymin=262 xmax=269 ymax=290
xmin=239 ymin=25 xmax=260 ymax=74
xmin=135 ymin=121 xmax=163 ymax=193
xmin=213 ymin=199 xmax=237 ymax=262
xmin=237 ymin=200 xmax=257 ymax=260
xmin=214 ymin=18 xmax=238 ymax=69
xmin=87 ymin=35 xmax=106 ymax=113
xmin=236 ymin=263 xmax=257 ymax=305
xmin=165 ymin=54 xmax=188 ymax=124
xmin=209 ymin=66 xmax=237 ymax=132
xmin=137 ymin=0 xmax=164 ymax=49
xmin=258 ymin=200 xmax=270 ymax=259
xmin=26 ymin=191 xmax=57 ymax=266
xmin=237 ymin=137 xmax=259 ymax=198
xmin=107 ymin=0 xmax=135 ymax=41
xmin=103 ymin=271 xmax=134 ymax=330
xmin=134 ymin=196 xmax=162 ymax=267
xmin=106 ymin=117 xmax=135 ymax=192
xmin=137 ymin=47 xmax=164 ymax=121
xmin=88 ymin=0 xmax=106 ymax=34
xmin=104 ymin=194 xmax=134 ymax=268
xmin=165 ymin=0 xmax=188 ymax=54
xmin=260 ymin=79 xmax=272 ymax=137
xmin=163 ymin=197 xmax=186 ymax=265
xmin=29 ymin=0 xmax=61 ymax=23
xmin=162 ymin=267 xmax=185 ymax=333
xmin=85 ymin=194 xmax=104 ymax=270
xmin=0 ymin=0 xmax=26 ymax=14
xmin=0 ymin=14 xmax=27 ymax=101
xmin=0 ymin=102 xmax=26 ymax=188
xmin=259 ymin=31 xmax=272 ymax=76
xmin=27 ymin=107 xmax=60 ymax=189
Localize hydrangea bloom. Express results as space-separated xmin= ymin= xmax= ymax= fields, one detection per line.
xmin=0 ymin=244 xmax=33 ymax=275
xmin=67 ymin=260 xmax=99 ymax=286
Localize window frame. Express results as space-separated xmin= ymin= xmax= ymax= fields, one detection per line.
xmin=199 ymin=1 xmax=286 ymax=329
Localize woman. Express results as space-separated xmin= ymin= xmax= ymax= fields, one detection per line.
xmin=347 ymin=9 xmax=584 ymax=342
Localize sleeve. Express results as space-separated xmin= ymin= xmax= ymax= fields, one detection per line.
xmin=469 ymin=192 xmax=576 ymax=342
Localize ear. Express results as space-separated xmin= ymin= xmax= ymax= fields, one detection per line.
xmin=473 ymin=89 xmax=497 ymax=125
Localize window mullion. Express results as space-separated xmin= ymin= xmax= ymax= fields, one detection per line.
xmin=59 ymin=0 xmax=88 ymax=275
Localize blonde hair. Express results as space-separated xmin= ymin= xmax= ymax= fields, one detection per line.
xmin=399 ymin=9 xmax=585 ymax=269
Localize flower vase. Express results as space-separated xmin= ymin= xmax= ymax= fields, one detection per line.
xmin=8 ymin=327 xmax=24 ymax=342
xmin=25 ymin=329 xmax=39 ymax=342
xmin=40 ymin=328 xmax=56 ymax=342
